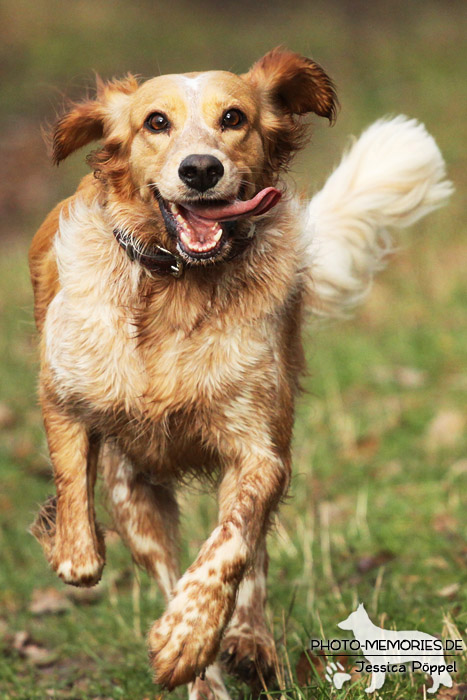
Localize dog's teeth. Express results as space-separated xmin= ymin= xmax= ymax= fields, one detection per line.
xmin=213 ymin=228 xmax=222 ymax=242
xmin=170 ymin=202 xmax=180 ymax=215
xmin=180 ymin=226 xmax=218 ymax=253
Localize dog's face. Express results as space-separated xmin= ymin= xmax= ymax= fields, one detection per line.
xmin=129 ymin=71 xmax=264 ymax=204
xmin=127 ymin=71 xmax=275 ymax=261
xmin=52 ymin=49 xmax=337 ymax=264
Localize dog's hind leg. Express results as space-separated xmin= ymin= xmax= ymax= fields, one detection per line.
xmin=220 ymin=537 xmax=275 ymax=692
xmin=33 ymin=401 xmax=105 ymax=586
xmin=103 ymin=452 xmax=233 ymax=699
xmin=102 ymin=451 xmax=179 ymax=603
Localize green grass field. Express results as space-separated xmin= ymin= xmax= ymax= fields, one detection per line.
xmin=0 ymin=1 xmax=466 ymax=698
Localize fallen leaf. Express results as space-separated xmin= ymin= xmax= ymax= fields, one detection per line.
xmin=395 ymin=366 xmax=427 ymax=388
xmin=426 ymin=410 xmax=465 ymax=450
xmin=356 ymin=550 xmax=395 ymax=573
xmin=12 ymin=630 xmax=28 ymax=649
xmin=437 ymin=583 xmax=460 ymax=599
xmin=433 ymin=513 xmax=459 ymax=534
xmin=372 ymin=365 xmax=426 ymax=388
xmin=295 ymin=648 xmax=326 ymax=685
xmin=426 ymin=556 xmax=449 ymax=570
xmin=29 ymin=587 xmax=71 ymax=615
xmin=69 ymin=678 xmax=91 ymax=692
xmin=436 ymin=682 xmax=467 ymax=699
xmin=342 ymin=434 xmax=381 ymax=461
xmin=13 ymin=630 xmax=58 ymax=666
xmin=349 ymin=664 xmax=364 ymax=683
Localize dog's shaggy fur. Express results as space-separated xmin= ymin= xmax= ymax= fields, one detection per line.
xmin=29 ymin=49 xmax=451 ymax=698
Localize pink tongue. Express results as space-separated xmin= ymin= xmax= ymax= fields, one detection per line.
xmin=182 ymin=187 xmax=281 ymax=222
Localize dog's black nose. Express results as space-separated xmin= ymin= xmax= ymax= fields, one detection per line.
xmin=178 ymin=154 xmax=224 ymax=192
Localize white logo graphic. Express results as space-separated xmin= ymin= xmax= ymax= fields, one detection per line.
xmin=337 ymin=603 xmax=454 ymax=694
xmin=325 ymin=661 xmax=351 ymax=689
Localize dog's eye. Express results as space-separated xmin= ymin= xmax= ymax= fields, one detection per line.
xmin=144 ymin=112 xmax=170 ymax=133
xmin=221 ymin=109 xmax=246 ymax=130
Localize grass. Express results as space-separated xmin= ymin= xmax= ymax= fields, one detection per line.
xmin=0 ymin=0 xmax=466 ymax=698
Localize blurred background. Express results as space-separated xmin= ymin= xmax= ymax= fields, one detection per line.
xmin=0 ymin=1 xmax=466 ymax=698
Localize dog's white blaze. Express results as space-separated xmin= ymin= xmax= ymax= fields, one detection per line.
xmin=155 ymin=74 xmax=241 ymax=203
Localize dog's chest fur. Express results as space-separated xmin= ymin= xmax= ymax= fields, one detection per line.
xmin=43 ymin=196 xmax=305 ymax=472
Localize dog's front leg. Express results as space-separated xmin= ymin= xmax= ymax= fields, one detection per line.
xmin=37 ymin=400 xmax=105 ymax=586
xmin=148 ymin=446 xmax=290 ymax=690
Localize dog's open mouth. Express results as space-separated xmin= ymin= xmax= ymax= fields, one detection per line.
xmin=153 ymin=187 xmax=282 ymax=261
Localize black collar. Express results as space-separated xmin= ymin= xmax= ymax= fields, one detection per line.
xmin=113 ymin=229 xmax=184 ymax=278
xmin=113 ymin=227 xmax=255 ymax=279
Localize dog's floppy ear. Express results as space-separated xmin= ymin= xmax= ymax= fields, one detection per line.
xmin=52 ymin=100 xmax=106 ymax=165
xmin=243 ymin=48 xmax=337 ymax=176
xmin=52 ymin=74 xmax=139 ymax=164
xmin=244 ymin=47 xmax=337 ymax=123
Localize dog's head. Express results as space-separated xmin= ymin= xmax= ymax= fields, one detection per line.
xmin=53 ymin=48 xmax=337 ymax=265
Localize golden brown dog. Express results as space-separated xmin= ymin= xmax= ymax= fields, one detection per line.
xmin=29 ymin=47 xmax=451 ymax=699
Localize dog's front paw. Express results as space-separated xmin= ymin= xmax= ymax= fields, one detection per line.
xmin=148 ymin=582 xmax=236 ymax=689
xmin=54 ymin=552 xmax=104 ymax=587
xmin=31 ymin=496 xmax=105 ymax=587
xmin=52 ymin=533 xmax=105 ymax=587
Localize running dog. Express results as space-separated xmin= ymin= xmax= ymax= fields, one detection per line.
xmin=29 ymin=48 xmax=452 ymax=698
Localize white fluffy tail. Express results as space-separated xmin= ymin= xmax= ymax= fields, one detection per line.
xmin=305 ymin=116 xmax=453 ymax=316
